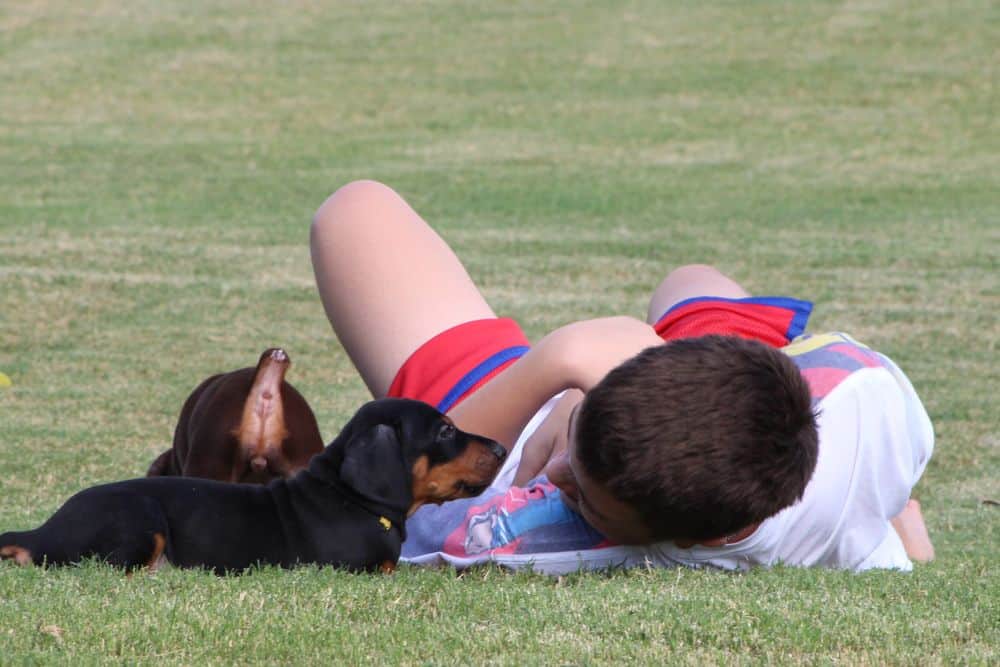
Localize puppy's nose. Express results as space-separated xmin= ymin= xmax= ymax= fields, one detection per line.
xmin=250 ymin=456 xmax=268 ymax=473
xmin=483 ymin=439 xmax=506 ymax=462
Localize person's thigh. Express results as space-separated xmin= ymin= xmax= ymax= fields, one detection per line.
xmin=645 ymin=264 xmax=750 ymax=324
xmin=310 ymin=180 xmax=496 ymax=397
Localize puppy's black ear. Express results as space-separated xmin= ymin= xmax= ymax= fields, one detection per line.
xmin=340 ymin=424 xmax=412 ymax=512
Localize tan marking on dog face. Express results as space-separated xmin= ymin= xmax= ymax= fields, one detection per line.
xmin=408 ymin=440 xmax=504 ymax=515
xmin=0 ymin=545 xmax=33 ymax=566
xmin=412 ymin=456 xmax=429 ymax=483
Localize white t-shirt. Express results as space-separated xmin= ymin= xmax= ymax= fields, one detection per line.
xmin=401 ymin=333 xmax=934 ymax=573
xmin=647 ymin=360 xmax=934 ymax=572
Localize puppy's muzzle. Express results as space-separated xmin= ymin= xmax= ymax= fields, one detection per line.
xmin=482 ymin=439 xmax=507 ymax=462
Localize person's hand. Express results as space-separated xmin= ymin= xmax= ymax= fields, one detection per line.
xmin=512 ymin=390 xmax=583 ymax=486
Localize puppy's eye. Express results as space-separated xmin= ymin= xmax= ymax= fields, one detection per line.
xmin=453 ymin=482 xmax=485 ymax=497
xmin=438 ymin=423 xmax=456 ymax=440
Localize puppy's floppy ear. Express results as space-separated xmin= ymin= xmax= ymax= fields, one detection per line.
xmin=340 ymin=424 xmax=412 ymax=512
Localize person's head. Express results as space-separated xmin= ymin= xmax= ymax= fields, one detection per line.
xmin=543 ymin=335 xmax=818 ymax=545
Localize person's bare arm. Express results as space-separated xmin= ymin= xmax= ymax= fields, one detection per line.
xmin=446 ymin=316 xmax=663 ymax=451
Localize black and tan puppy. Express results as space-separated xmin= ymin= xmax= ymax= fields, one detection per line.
xmin=0 ymin=399 xmax=505 ymax=574
xmin=147 ymin=348 xmax=324 ymax=484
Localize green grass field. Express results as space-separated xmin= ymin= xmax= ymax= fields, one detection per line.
xmin=1 ymin=1 xmax=997 ymax=663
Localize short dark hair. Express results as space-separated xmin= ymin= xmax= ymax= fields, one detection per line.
xmin=575 ymin=335 xmax=818 ymax=542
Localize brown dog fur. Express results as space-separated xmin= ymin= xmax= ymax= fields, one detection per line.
xmin=147 ymin=348 xmax=324 ymax=483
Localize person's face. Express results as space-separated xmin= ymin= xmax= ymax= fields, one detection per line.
xmin=541 ymin=405 xmax=651 ymax=544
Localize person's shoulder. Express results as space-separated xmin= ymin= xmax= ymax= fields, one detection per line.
xmin=785 ymin=331 xmax=932 ymax=458
xmin=782 ymin=331 xmax=916 ymax=405
xmin=783 ymin=331 xmax=890 ymax=371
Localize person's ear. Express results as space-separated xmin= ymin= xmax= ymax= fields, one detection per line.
xmin=339 ymin=424 xmax=413 ymax=512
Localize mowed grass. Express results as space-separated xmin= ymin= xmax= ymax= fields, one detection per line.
xmin=0 ymin=0 xmax=997 ymax=663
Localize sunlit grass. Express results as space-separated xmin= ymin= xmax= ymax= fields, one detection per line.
xmin=1 ymin=1 xmax=997 ymax=663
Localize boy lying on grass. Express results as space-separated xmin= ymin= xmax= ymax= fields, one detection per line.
xmin=310 ymin=180 xmax=934 ymax=574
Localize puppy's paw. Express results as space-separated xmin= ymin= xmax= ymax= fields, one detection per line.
xmin=0 ymin=545 xmax=33 ymax=566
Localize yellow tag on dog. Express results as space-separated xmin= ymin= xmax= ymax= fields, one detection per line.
xmin=379 ymin=516 xmax=392 ymax=531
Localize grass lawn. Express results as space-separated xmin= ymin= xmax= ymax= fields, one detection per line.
xmin=1 ymin=0 xmax=997 ymax=663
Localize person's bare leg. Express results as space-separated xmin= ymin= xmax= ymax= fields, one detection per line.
xmin=645 ymin=264 xmax=750 ymax=325
xmin=890 ymin=499 xmax=935 ymax=562
xmin=310 ymin=180 xmax=495 ymax=398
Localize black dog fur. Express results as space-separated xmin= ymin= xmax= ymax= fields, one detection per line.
xmin=0 ymin=399 xmax=505 ymax=574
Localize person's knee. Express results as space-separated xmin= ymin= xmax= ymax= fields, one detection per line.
xmin=646 ymin=264 xmax=747 ymax=323
xmin=311 ymin=179 xmax=398 ymax=244
xmin=662 ymin=264 xmax=727 ymax=286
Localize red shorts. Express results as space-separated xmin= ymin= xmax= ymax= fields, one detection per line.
xmin=387 ymin=297 xmax=812 ymax=412
xmin=652 ymin=296 xmax=812 ymax=347
xmin=387 ymin=318 xmax=530 ymax=414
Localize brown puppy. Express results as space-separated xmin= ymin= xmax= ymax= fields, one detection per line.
xmin=147 ymin=348 xmax=324 ymax=483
